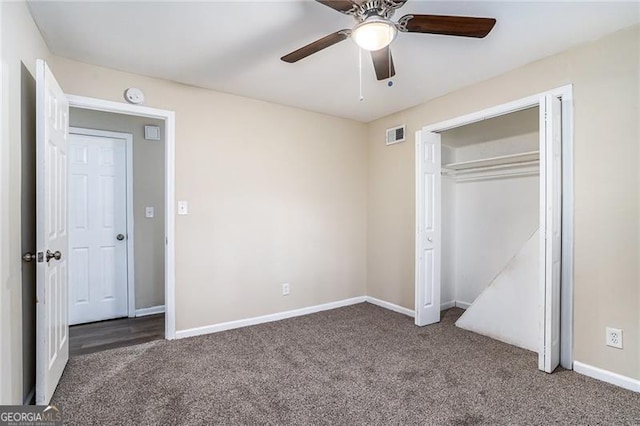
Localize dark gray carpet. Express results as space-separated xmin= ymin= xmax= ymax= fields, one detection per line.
xmin=52 ymin=304 xmax=640 ymax=425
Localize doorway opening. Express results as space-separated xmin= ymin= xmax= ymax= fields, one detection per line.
xmin=66 ymin=95 xmax=177 ymax=345
xmin=414 ymin=85 xmax=574 ymax=373
xmin=439 ymin=106 xmax=541 ymax=354
xmin=67 ymin=109 xmax=166 ymax=355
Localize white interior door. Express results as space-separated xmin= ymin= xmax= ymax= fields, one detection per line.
xmin=36 ymin=59 xmax=69 ymax=405
xmin=415 ymin=131 xmax=442 ymax=326
xmin=69 ymin=133 xmax=128 ymax=325
xmin=539 ymin=94 xmax=562 ymax=373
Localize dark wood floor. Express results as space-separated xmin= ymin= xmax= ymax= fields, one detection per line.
xmin=69 ymin=314 xmax=164 ymax=356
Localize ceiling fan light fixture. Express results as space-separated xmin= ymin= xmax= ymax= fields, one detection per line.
xmin=352 ymin=17 xmax=397 ymax=51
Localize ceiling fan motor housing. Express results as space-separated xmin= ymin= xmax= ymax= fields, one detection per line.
xmin=351 ymin=0 xmax=406 ymax=21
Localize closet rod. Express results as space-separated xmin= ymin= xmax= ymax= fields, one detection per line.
xmin=443 ymin=160 xmax=539 ymax=175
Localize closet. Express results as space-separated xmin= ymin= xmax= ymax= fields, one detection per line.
xmin=439 ymin=107 xmax=540 ymax=352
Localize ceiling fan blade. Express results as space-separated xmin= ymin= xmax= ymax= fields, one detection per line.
xmin=389 ymin=0 xmax=409 ymax=8
xmin=315 ymin=0 xmax=356 ymax=14
xmin=371 ymin=46 xmax=396 ymax=81
xmin=281 ymin=30 xmax=351 ymax=63
xmin=399 ymin=14 xmax=496 ymax=38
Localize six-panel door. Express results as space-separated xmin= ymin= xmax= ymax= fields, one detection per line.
xmin=68 ymin=133 xmax=128 ymax=325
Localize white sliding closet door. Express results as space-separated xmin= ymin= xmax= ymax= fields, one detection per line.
xmin=415 ymin=131 xmax=441 ymax=326
xmin=539 ymin=95 xmax=562 ymax=373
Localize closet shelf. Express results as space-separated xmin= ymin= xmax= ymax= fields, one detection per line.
xmin=442 ymin=151 xmax=539 ymax=171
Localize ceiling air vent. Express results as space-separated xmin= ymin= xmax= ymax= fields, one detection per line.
xmin=386 ymin=125 xmax=405 ymax=145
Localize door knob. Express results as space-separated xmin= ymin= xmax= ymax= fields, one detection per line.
xmin=22 ymin=252 xmax=35 ymax=262
xmin=428 ymin=237 xmax=433 ymax=242
xmin=45 ymin=250 xmax=62 ymax=262
xmin=116 ymin=234 xmax=125 ymax=241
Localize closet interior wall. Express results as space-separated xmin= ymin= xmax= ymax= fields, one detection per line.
xmin=440 ymin=107 xmax=541 ymax=309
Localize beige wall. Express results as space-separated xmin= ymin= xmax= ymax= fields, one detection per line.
xmin=0 ymin=1 xmax=51 ymax=404
xmin=69 ymin=108 xmax=165 ymax=310
xmin=367 ymin=25 xmax=640 ymax=380
xmin=49 ymin=57 xmax=369 ymax=331
xmin=1 ymin=1 xmax=367 ymax=403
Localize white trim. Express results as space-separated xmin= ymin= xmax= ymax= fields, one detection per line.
xmin=69 ymin=127 xmax=136 ymax=318
xmin=573 ymin=361 xmax=640 ymax=393
xmin=67 ymin=95 xmax=172 ymax=119
xmin=455 ymin=301 xmax=472 ymax=310
xmin=164 ymin=110 xmax=176 ymax=340
xmin=415 ymin=84 xmax=574 ymax=371
xmin=440 ymin=300 xmax=471 ymax=310
xmin=67 ymin=95 xmax=177 ymax=340
xmin=365 ymin=296 xmax=415 ymax=317
xmin=126 ymin=135 xmax=135 ymax=317
xmin=538 ymin=95 xmax=547 ymax=371
xmin=440 ymin=301 xmax=455 ymax=310
xmin=420 ymin=86 xmax=572 ymax=133
xmin=560 ymin=89 xmax=575 ymax=370
xmin=175 ymin=297 xmax=366 ymax=339
xmin=135 ymin=305 xmax=165 ymax=317
xmin=414 ymin=131 xmax=422 ymax=323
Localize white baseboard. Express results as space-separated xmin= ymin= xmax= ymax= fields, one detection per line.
xmin=573 ymin=361 xmax=640 ymax=393
xmin=455 ymin=301 xmax=472 ymax=310
xmin=135 ymin=305 xmax=165 ymax=317
xmin=440 ymin=300 xmax=455 ymax=310
xmin=365 ymin=296 xmax=415 ymax=317
xmin=175 ymin=296 xmax=367 ymax=339
xmin=441 ymin=300 xmax=471 ymax=310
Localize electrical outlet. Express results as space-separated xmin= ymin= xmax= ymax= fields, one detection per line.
xmin=281 ymin=283 xmax=290 ymax=296
xmin=606 ymin=327 xmax=623 ymax=349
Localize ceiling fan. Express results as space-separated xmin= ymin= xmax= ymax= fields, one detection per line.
xmin=281 ymin=0 xmax=496 ymax=81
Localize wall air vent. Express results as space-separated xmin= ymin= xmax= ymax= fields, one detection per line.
xmin=144 ymin=125 xmax=161 ymax=141
xmin=386 ymin=125 xmax=406 ymax=145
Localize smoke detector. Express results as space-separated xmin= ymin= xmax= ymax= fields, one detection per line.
xmin=124 ymin=87 xmax=145 ymax=105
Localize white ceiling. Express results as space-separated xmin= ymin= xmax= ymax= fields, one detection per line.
xmin=28 ymin=1 xmax=639 ymax=122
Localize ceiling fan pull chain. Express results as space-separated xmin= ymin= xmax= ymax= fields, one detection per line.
xmin=359 ymin=47 xmax=364 ymax=101
xmin=388 ymin=41 xmax=391 ymax=82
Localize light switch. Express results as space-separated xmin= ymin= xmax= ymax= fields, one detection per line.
xmin=145 ymin=207 xmax=154 ymax=218
xmin=178 ymin=201 xmax=188 ymax=215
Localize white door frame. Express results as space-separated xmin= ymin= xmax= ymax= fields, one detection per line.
xmin=69 ymin=127 xmax=136 ymax=318
xmin=66 ymin=95 xmax=176 ymax=340
xmin=414 ymin=84 xmax=574 ymax=370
